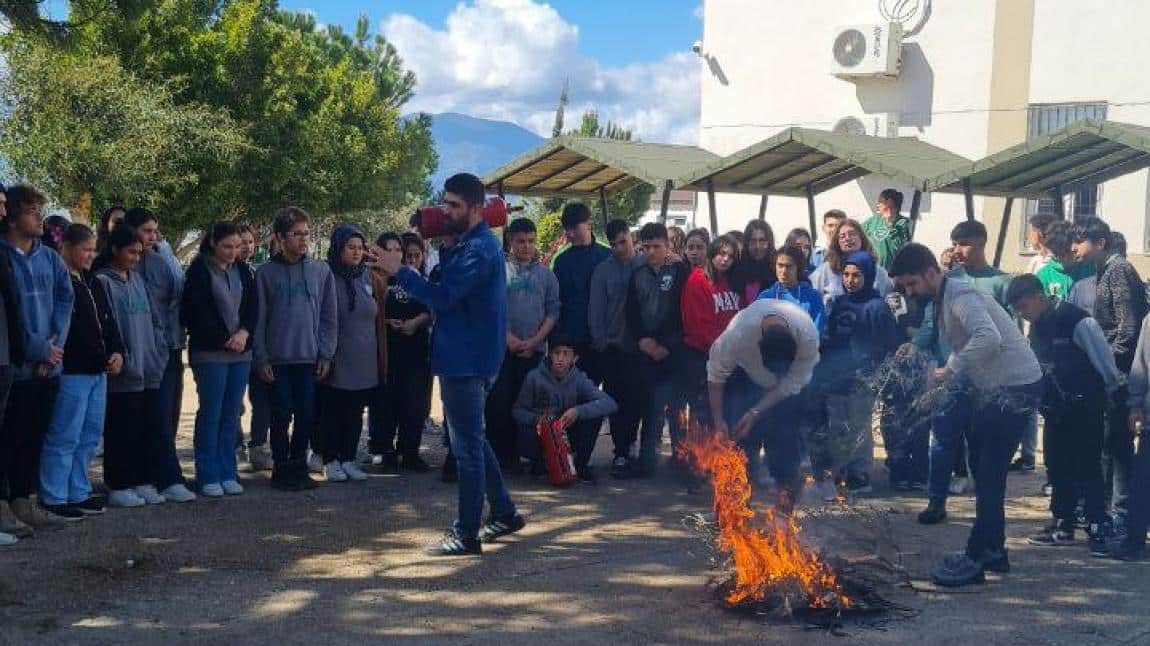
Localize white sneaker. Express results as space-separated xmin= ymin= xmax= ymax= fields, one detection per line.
xmin=135 ymin=485 xmax=167 ymax=505
xmin=325 ymin=461 xmax=348 ymax=482
xmin=370 ymin=454 xmax=384 ymax=467
xmin=248 ymin=446 xmax=274 ymax=472
xmin=221 ymin=480 xmax=244 ymax=495
xmin=162 ymin=483 xmax=197 ymax=503
xmin=201 ymin=483 xmax=224 ymax=498
xmin=0 ymin=531 xmax=16 ymax=546
xmin=307 ymin=451 xmax=325 ymax=474
xmin=108 ymin=489 xmax=146 ymax=508
xmin=949 ymin=477 xmax=970 ymax=495
xmin=342 ymin=461 xmax=367 ymax=481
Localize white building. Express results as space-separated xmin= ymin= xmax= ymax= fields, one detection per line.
xmin=696 ymin=0 xmax=1150 ymax=272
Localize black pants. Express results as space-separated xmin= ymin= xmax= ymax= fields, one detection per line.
xmin=880 ymin=386 xmax=930 ymax=485
xmin=369 ymin=363 xmax=431 ymax=458
xmin=1045 ymin=397 xmax=1107 ymax=524
xmin=1104 ymin=389 xmax=1134 ymax=524
xmin=269 ymin=364 xmax=317 ymax=464
xmin=0 ymin=377 xmax=59 ymax=500
xmin=484 ymin=351 xmax=540 ymax=464
xmin=104 ymin=390 xmax=149 ymax=491
xmin=724 ymin=370 xmax=803 ymax=511
xmin=634 ymin=353 xmax=678 ymax=476
xmin=516 ymin=417 xmax=601 ymax=473
xmin=318 ymin=385 xmax=372 ymax=463
xmin=601 ymin=346 xmax=640 ymax=459
xmin=679 ymin=347 xmax=712 ymax=427
xmin=574 ymin=344 xmax=604 ymax=386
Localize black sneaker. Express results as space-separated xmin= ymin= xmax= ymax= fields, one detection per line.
xmin=1107 ymin=542 xmax=1147 ymax=562
xmin=424 ymin=528 xmax=482 ymax=556
xmin=1088 ymin=524 xmax=1111 ymax=557
xmin=72 ymin=497 xmax=106 ymax=515
xmin=1028 ymin=524 xmax=1075 ymax=546
xmin=918 ymin=499 xmax=947 ymax=525
xmin=1009 ymin=457 xmax=1036 ymax=473
xmin=979 ymin=549 xmax=1011 ymax=574
xmin=400 ymin=454 xmax=433 ymax=473
xmin=610 ymin=456 xmax=630 ymax=478
xmin=932 ymin=553 xmax=986 ymax=587
xmin=41 ymin=503 xmax=85 ymax=522
xmin=577 ymin=466 xmax=597 ymax=485
xmin=380 ymin=452 xmax=399 ymax=470
xmin=478 ymin=513 xmax=526 ymax=542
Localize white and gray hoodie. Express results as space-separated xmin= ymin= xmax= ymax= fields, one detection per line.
xmin=96 ymin=267 xmax=161 ymax=393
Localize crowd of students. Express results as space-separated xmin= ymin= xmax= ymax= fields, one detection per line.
xmin=2 ymin=178 xmax=1150 ymax=584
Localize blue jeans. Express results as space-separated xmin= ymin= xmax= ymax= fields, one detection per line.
xmin=1019 ymin=412 xmax=1039 ymax=463
xmin=192 ymin=361 xmax=250 ymax=486
xmin=269 ymin=364 xmax=317 ymax=463
xmin=440 ymin=376 xmax=516 ymax=541
xmin=928 ymin=386 xmax=973 ymax=502
xmin=154 ymin=350 xmax=186 ymax=488
xmin=40 ymin=374 xmax=106 ymax=505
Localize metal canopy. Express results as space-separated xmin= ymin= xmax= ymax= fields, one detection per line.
xmin=926 ymin=119 xmax=1150 ymax=199
xmin=675 ymin=127 xmax=972 ymax=196
xmin=481 ymin=136 xmax=719 ymax=198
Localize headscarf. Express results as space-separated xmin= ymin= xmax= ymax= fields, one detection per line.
xmin=842 ymin=250 xmax=877 ymax=301
xmin=327 ymin=224 xmax=367 ymax=311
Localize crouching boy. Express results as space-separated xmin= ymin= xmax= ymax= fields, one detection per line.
xmin=1008 ymin=274 xmax=1120 ymax=554
xmin=512 ymin=336 xmax=617 ymax=484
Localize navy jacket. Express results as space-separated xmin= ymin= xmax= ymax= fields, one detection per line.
xmin=818 ymin=252 xmax=899 ymax=392
xmin=551 ymin=240 xmax=610 ymax=346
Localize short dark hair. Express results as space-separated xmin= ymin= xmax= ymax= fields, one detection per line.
xmin=950 ymin=220 xmax=988 ymax=242
xmin=638 ymin=222 xmax=668 ymax=242
xmin=272 ymin=206 xmax=309 ymax=236
xmin=200 ymin=220 xmax=240 ymax=254
xmin=1111 ymin=231 xmax=1128 ymax=256
xmin=61 ymin=223 xmax=95 ymax=247
xmin=879 ymin=188 xmax=904 ymax=212
xmin=123 ymin=206 xmax=156 ymax=229
xmin=400 ymin=232 xmax=424 ymax=251
xmin=444 ymin=173 xmax=486 ymax=208
xmin=759 ymin=323 xmax=797 ymax=371
xmin=776 ymin=244 xmax=808 ymax=280
xmin=605 ymin=218 xmax=630 ymax=241
xmin=548 ymin=332 xmax=577 ymax=353
xmin=1071 ymin=216 xmax=1109 ymax=245
xmin=1006 ymin=274 xmax=1045 ymax=305
xmin=376 ymin=231 xmax=401 ymax=250
xmin=889 ymin=242 xmax=939 ymax=277
xmin=1042 ymin=220 xmax=1073 ymax=257
xmin=506 ymin=217 xmax=536 ymax=236
xmin=105 ymin=222 xmax=140 ymax=255
xmin=1 ymin=185 xmax=46 ymax=233
xmin=823 ymin=209 xmax=846 ymax=222
xmin=685 ymin=227 xmax=711 ymax=246
xmin=560 ymin=202 xmax=592 ymax=229
xmin=1028 ymin=212 xmax=1057 ymax=234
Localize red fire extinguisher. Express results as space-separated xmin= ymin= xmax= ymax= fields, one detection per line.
xmin=537 ymin=413 xmax=577 ymax=487
xmin=413 ymin=196 xmax=517 ymax=239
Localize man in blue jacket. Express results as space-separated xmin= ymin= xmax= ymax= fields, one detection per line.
xmin=380 ymin=173 xmax=524 ymax=556
xmin=0 ymin=186 xmax=73 ymax=528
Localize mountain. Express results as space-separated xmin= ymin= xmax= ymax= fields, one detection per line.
xmin=420 ymin=112 xmax=545 ymax=192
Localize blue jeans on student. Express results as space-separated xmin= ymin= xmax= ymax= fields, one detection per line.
xmin=440 ymin=376 xmax=516 ymax=542
xmin=40 ymin=373 xmax=107 ymax=505
xmin=192 ymin=361 xmax=250 ymax=486
xmin=269 ymin=363 xmax=317 ymax=464
xmin=154 ymin=350 xmax=187 ymax=489
xmin=928 ymin=386 xmax=973 ymax=502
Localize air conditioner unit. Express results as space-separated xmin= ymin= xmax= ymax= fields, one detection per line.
xmin=831 ymin=23 xmax=902 ymax=78
xmin=832 ymin=114 xmax=900 ymax=138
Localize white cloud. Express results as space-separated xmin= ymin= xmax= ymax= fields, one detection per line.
xmin=382 ymin=0 xmax=699 ymax=144
xmin=693 ymin=4 xmax=704 ymax=20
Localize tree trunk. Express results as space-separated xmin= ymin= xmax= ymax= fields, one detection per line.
xmin=70 ymin=190 xmax=93 ymax=225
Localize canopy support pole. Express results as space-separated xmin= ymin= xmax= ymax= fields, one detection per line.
xmin=992 ymin=197 xmax=1014 ymax=269
xmin=657 ymin=180 xmax=672 ymax=226
xmin=706 ymin=180 xmax=718 ymax=235
xmin=963 ymin=178 xmax=975 ymax=221
xmin=908 ymin=189 xmax=922 ymax=241
xmin=1053 ymin=185 xmax=1066 ymax=219
xmin=758 ymin=194 xmax=768 ymax=221
xmin=599 ymin=186 xmax=610 ymax=232
xmin=805 ymin=184 xmax=817 ymax=242
xmin=497 ymin=181 xmax=505 ymax=199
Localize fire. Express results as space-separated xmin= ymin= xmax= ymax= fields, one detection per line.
xmin=682 ymin=429 xmax=850 ymax=609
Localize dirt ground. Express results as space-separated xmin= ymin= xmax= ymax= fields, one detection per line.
xmin=2 ymin=369 xmax=1149 ymax=646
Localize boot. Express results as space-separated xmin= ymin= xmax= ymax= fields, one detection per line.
xmin=918 ymin=498 xmax=948 ymax=525
xmin=0 ymin=500 xmax=33 ymax=538
xmin=294 ymin=459 xmax=318 ymax=490
xmin=11 ymin=497 xmax=64 ymax=528
xmin=270 ymin=461 xmax=295 ymax=491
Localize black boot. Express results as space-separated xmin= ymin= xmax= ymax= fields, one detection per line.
xmin=270 ymin=461 xmax=294 ymax=491
xmin=918 ymin=498 xmax=947 ymax=525
xmin=294 ymin=459 xmax=318 ymax=490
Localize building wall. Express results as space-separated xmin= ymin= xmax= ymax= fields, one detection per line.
xmin=697 ymin=0 xmax=1150 ymax=273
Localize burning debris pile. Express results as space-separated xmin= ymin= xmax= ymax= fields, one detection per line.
xmin=682 ymin=429 xmax=910 ymax=627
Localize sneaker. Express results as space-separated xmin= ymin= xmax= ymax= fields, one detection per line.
xmin=932 ymin=553 xmax=986 ymax=587
xmin=221 ymin=480 xmax=245 ymax=495
xmin=236 ymin=445 xmax=250 ymax=468
xmin=424 ymin=528 xmax=482 ymax=556
xmin=1088 ymin=524 xmax=1111 ymax=557
xmin=1028 ymin=523 xmax=1075 ymax=546
xmin=161 ymin=484 xmax=196 ymax=503
xmin=134 ymin=485 xmax=166 ymax=505
xmin=325 ymin=461 xmax=348 ymax=482
xmin=400 ymin=454 xmax=432 ymax=473
xmin=918 ymin=499 xmax=948 ymax=525
xmin=610 ymin=456 xmax=629 ymax=478
xmin=0 ymin=500 xmax=33 ymax=537
xmin=370 ymin=454 xmax=385 ymax=467
xmin=249 ymin=446 xmax=274 ymax=472
xmin=478 ymin=514 xmax=526 ymax=542
xmin=949 ymin=477 xmax=970 ymax=495
xmin=107 ymin=489 xmax=146 ymax=508
xmin=201 ymin=483 xmax=225 ymax=498
xmin=11 ymin=497 xmax=64 ymax=527
xmin=307 ymin=451 xmax=325 ymax=474
xmin=1008 ymin=457 xmax=1036 ymax=473
xmin=1107 ymin=541 xmax=1148 ymax=562
xmin=0 ymin=531 xmax=16 ymax=547
xmin=577 ymin=466 xmax=598 ymax=485
xmin=1041 ymin=482 xmax=1053 ymax=497
xmin=342 ymin=462 xmax=368 ymax=481
xmin=979 ymin=549 xmax=1011 ymax=573
xmin=271 ymin=461 xmax=313 ymax=491
xmin=40 ymin=503 xmax=85 ymax=522
xmin=72 ymin=497 xmax=106 ymax=516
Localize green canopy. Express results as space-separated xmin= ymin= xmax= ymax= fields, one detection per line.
xmin=482 ymin=136 xmax=719 ymax=198
xmin=926 ymin=119 xmax=1150 ymax=199
xmin=675 ymin=127 xmax=971 ymax=196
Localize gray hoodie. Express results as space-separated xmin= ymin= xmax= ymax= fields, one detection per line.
xmin=96 ymin=268 xmax=160 ymax=393
xmin=505 ymin=256 xmax=560 ymax=352
xmin=512 ymin=357 xmax=617 ymax=428
xmin=253 ymin=255 xmax=338 ymax=367
xmin=139 ymin=241 xmax=185 ymax=351
xmin=938 ymin=277 xmax=1043 ymax=391
xmin=587 ymin=252 xmax=645 ymax=351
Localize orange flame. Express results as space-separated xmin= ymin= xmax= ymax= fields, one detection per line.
xmin=683 ymin=428 xmax=850 ymax=608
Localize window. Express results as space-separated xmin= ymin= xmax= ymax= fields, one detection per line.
xmin=1020 ymin=102 xmax=1107 ymax=251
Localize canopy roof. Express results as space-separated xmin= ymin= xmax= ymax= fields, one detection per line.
xmin=926 ymin=120 xmax=1150 ymax=198
xmin=675 ymin=127 xmax=971 ymax=196
xmin=482 ymin=136 xmax=719 ymax=198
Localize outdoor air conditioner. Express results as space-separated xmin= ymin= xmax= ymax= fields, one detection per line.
xmin=830 ymin=23 xmax=903 ymax=78
xmin=832 ymin=114 xmax=901 ymax=138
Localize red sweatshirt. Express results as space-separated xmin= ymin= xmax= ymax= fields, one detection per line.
xmin=681 ymin=268 xmax=741 ymax=352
